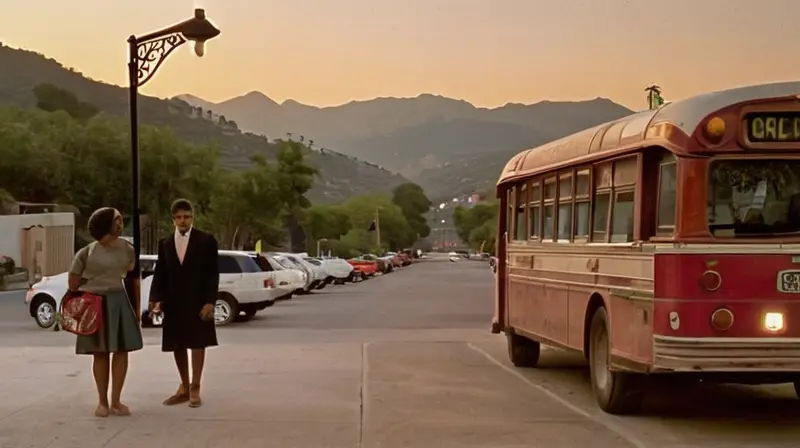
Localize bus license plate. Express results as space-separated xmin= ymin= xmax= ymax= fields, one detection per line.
xmin=778 ymin=270 xmax=800 ymax=293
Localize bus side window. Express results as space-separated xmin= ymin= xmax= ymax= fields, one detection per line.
xmin=507 ymin=187 xmax=514 ymax=236
xmin=543 ymin=177 xmax=556 ymax=241
xmin=514 ymin=183 xmax=527 ymax=241
xmin=557 ymin=172 xmax=573 ymax=241
xmin=528 ymin=179 xmax=541 ymax=240
xmin=592 ymin=163 xmax=612 ymax=242
xmin=610 ymin=157 xmax=638 ymax=243
xmin=574 ymin=169 xmax=591 ymax=241
xmin=657 ymin=153 xmax=677 ymax=235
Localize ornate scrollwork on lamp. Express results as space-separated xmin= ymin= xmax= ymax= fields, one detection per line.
xmin=134 ymin=34 xmax=187 ymax=87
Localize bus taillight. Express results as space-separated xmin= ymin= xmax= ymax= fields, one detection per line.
xmin=700 ymin=269 xmax=722 ymax=291
xmin=711 ymin=308 xmax=734 ymax=331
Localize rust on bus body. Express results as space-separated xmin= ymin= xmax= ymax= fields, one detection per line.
xmin=496 ymin=81 xmax=800 ymax=378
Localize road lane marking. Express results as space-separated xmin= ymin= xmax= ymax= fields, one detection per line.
xmin=467 ymin=342 xmax=650 ymax=448
xmin=358 ymin=341 xmax=370 ymax=448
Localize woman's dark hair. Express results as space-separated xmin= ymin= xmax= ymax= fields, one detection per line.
xmin=171 ymin=199 xmax=193 ymax=216
xmin=87 ymin=207 xmax=118 ymax=241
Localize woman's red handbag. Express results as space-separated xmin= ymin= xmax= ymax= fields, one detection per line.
xmin=58 ymin=290 xmax=104 ymax=336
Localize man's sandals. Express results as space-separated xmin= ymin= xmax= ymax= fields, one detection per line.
xmin=163 ymin=384 xmax=202 ymax=407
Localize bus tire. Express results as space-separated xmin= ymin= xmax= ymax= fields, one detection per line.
xmin=507 ymin=332 xmax=540 ymax=367
xmin=589 ymin=307 xmax=644 ymax=415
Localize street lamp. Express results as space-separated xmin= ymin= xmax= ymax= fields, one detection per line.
xmin=316 ymin=238 xmax=329 ymax=257
xmin=127 ymin=9 xmax=220 ymax=318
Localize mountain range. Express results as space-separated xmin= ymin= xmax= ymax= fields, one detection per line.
xmin=0 ymin=43 xmax=406 ymax=204
xmin=176 ymin=92 xmax=635 ymax=201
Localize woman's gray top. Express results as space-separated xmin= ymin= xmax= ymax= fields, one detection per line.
xmin=69 ymin=239 xmax=134 ymax=294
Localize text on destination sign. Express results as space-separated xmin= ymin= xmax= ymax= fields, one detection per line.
xmin=745 ymin=112 xmax=800 ymax=143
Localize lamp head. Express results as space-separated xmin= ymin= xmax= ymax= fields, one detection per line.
xmin=180 ymin=8 xmax=220 ymax=56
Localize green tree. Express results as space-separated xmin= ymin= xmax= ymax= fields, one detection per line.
xmin=32 ymin=83 xmax=99 ymax=121
xmin=391 ymin=182 xmax=432 ymax=239
xmin=452 ymin=201 xmax=498 ymax=251
xmin=341 ymin=194 xmax=413 ymax=252
xmin=275 ymin=140 xmax=318 ymax=251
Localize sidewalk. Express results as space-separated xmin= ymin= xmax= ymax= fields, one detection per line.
xmin=0 ymin=340 xmax=632 ymax=448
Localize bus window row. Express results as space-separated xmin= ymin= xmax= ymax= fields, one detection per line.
xmin=507 ymin=150 xmax=676 ymax=244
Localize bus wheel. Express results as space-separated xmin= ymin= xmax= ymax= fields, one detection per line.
xmin=507 ymin=332 xmax=540 ymax=367
xmin=589 ymin=307 xmax=644 ymax=415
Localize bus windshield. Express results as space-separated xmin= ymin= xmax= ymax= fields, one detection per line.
xmin=708 ymin=159 xmax=800 ymax=237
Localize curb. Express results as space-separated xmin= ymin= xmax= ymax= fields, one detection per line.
xmin=0 ymin=282 xmax=29 ymax=293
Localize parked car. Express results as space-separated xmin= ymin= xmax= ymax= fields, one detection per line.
xmin=269 ymin=252 xmax=327 ymax=292
xmin=25 ymin=250 xmax=282 ymax=329
xmin=301 ymin=257 xmax=330 ymax=290
xmin=381 ymin=254 xmax=403 ymax=269
xmin=267 ymin=253 xmax=316 ymax=293
xmin=347 ymin=258 xmax=378 ymax=277
xmin=395 ymin=253 xmax=412 ymax=266
xmin=359 ymin=254 xmax=392 ymax=274
xmin=248 ymin=252 xmax=305 ymax=301
xmin=313 ymin=257 xmax=354 ymax=284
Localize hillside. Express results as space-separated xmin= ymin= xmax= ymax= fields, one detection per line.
xmin=0 ymin=43 xmax=407 ymax=203
xmin=177 ymin=92 xmax=635 ymax=197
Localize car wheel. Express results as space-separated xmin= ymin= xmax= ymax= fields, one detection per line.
xmin=33 ymin=295 xmax=57 ymax=329
xmin=215 ymin=295 xmax=238 ymax=326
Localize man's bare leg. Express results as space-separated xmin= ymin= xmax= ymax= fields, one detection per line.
xmin=163 ymin=349 xmax=191 ymax=405
xmin=189 ymin=348 xmax=206 ymax=407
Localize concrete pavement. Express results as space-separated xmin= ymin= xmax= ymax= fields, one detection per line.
xmin=0 ymin=342 xmax=635 ymax=448
xmin=3 ymin=259 xmax=800 ymax=447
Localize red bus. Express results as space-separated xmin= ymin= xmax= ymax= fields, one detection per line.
xmin=492 ymin=82 xmax=800 ymax=414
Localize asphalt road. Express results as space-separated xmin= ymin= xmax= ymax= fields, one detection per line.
xmin=3 ymin=259 xmax=800 ymax=447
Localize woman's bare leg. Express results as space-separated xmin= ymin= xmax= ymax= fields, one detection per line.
xmin=92 ymin=353 xmax=110 ymax=417
xmin=110 ymin=351 xmax=130 ymax=415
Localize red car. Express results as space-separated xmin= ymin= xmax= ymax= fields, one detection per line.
xmin=395 ymin=253 xmax=412 ymax=266
xmin=347 ymin=259 xmax=378 ymax=277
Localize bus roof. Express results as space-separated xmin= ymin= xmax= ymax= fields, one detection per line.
xmin=497 ymin=81 xmax=800 ymax=187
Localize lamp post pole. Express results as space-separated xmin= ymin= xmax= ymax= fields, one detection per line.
xmin=127 ymin=9 xmax=220 ymax=321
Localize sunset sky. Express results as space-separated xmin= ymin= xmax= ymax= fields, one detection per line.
xmin=2 ymin=0 xmax=797 ymax=110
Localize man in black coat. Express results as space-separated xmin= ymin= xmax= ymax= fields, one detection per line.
xmin=149 ymin=199 xmax=219 ymax=408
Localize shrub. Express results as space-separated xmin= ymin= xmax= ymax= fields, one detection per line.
xmin=0 ymin=256 xmax=14 ymax=275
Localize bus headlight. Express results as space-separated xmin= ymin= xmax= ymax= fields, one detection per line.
xmin=764 ymin=312 xmax=785 ymax=332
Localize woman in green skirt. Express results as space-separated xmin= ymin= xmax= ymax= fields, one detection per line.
xmin=68 ymin=207 xmax=144 ymax=417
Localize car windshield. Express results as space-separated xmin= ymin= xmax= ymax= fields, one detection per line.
xmin=708 ymin=159 xmax=800 ymax=237
xmin=274 ymin=256 xmax=297 ymax=269
xmin=304 ymin=258 xmax=321 ymax=266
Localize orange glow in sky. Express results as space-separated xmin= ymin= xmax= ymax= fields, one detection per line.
xmin=2 ymin=0 xmax=798 ymax=109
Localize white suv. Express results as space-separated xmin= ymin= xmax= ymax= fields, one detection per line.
xmin=25 ymin=250 xmax=281 ymax=329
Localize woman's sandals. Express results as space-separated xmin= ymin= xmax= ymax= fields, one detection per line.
xmin=163 ymin=384 xmax=202 ymax=407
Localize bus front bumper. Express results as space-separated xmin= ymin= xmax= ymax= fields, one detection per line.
xmin=653 ymin=335 xmax=800 ymax=372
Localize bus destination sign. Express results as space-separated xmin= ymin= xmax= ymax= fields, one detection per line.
xmin=745 ymin=112 xmax=800 ymax=144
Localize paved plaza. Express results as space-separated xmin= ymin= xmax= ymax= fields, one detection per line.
xmin=2 ymin=260 xmax=800 ymax=447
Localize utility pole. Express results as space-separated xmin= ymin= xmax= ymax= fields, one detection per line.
xmin=375 ymin=208 xmax=381 ymax=248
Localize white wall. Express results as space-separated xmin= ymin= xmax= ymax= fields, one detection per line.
xmin=0 ymin=213 xmax=75 ymax=264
